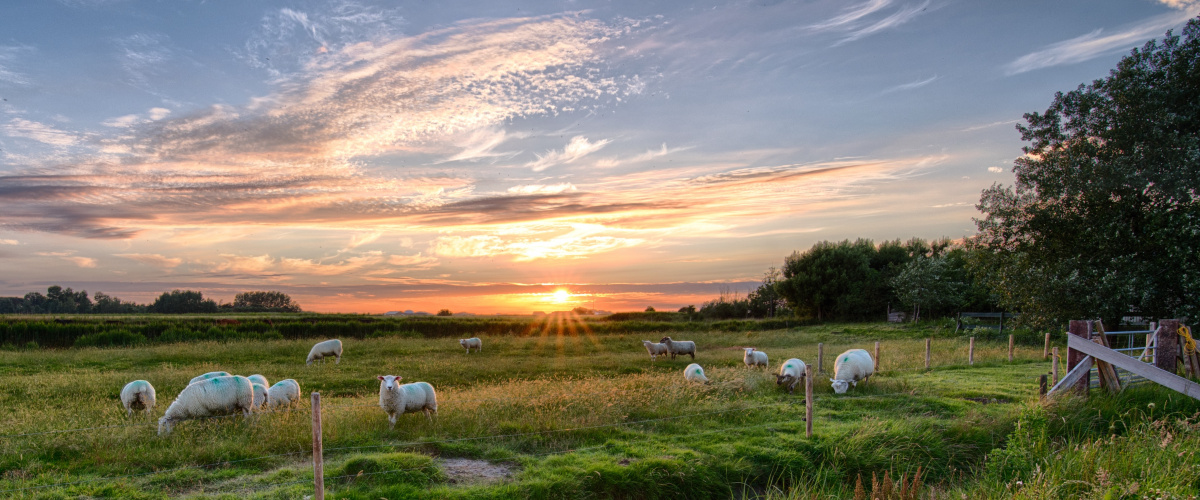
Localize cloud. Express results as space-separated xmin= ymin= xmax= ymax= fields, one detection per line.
xmin=808 ymin=0 xmax=893 ymax=32
xmin=0 ymin=45 xmax=33 ymax=86
xmin=114 ymin=33 xmax=173 ymax=90
xmin=1157 ymin=0 xmax=1199 ymax=8
xmin=987 ymin=166 xmax=1004 ymax=173
xmin=809 ymin=0 xmax=931 ymax=45
xmin=343 ymin=231 xmax=383 ymax=250
xmin=1004 ymin=9 xmax=1199 ymax=75
xmin=595 ymin=143 xmax=690 ymax=168
xmin=506 ymin=183 xmax=577 ymax=195
xmin=432 ymin=224 xmax=645 ymax=261
xmin=115 ymin=253 xmax=183 ymax=268
xmin=387 ymin=252 xmax=438 ymax=269
xmin=439 ymin=127 xmax=524 ymax=163
xmin=236 ymin=2 xmax=406 ymax=77
xmin=880 ymin=75 xmax=938 ymax=94
xmin=527 ymin=136 xmax=612 ymax=172
xmin=36 ymin=251 xmax=97 ymax=268
xmin=2 ymin=118 xmax=81 ymax=146
xmin=0 ymin=239 xmax=17 ymax=245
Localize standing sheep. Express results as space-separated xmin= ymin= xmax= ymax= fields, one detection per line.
xmin=247 ymin=374 xmax=269 ymax=388
xmin=743 ymin=348 xmax=769 ymax=368
xmin=775 ymin=358 xmax=807 ymax=394
xmin=659 ymin=336 xmax=697 ymax=360
xmin=642 ymin=340 xmax=669 ymax=361
xmin=158 ymin=375 xmax=255 ymax=435
xmin=377 ymin=375 xmax=437 ymax=429
xmin=684 ymin=363 xmax=710 ymax=384
xmin=267 ymin=379 xmax=301 ymax=410
xmin=307 ymin=339 xmax=343 ymax=365
xmin=459 ymin=337 xmax=482 ymax=353
xmin=830 ymin=349 xmax=875 ymax=394
xmin=120 ymin=380 xmax=156 ymax=417
xmin=189 ymin=371 xmax=229 ymax=385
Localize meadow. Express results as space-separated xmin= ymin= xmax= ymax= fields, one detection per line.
xmin=0 ymin=317 xmax=1197 ymax=499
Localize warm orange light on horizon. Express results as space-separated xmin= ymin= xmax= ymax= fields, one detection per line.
xmin=552 ymin=289 xmax=570 ymax=303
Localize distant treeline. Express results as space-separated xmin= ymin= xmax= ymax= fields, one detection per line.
xmin=0 ymin=287 xmax=301 ymax=314
xmin=696 ymin=237 xmax=999 ymax=322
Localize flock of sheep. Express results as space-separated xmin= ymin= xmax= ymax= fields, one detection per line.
xmin=117 ymin=334 xmax=876 ymax=436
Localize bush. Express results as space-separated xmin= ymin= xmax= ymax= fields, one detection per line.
xmin=74 ymin=329 xmax=147 ymax=347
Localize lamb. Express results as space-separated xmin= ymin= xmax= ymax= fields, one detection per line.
xmin=743 ymin=348 xmax=769 ymax=368
xmin=775 ymin=358 xmax=807 ymax=394
xmin=459 ymin=337 xmax=482 ymax=353
xmin=158 ymin=375 xmax=255 ymax=435
xmin=684 ymin=363 xmax=710 ymax=384
xmin=189 ymin=371 xmax=229 ymax=385
xmin=120 ymin=380 xmax=156 ymax=417
xmin=251 ymin=383 xmax=269 ymax=411
xmin=267 ymin=379 xmax=301 ymax=410
xmin=307 ymin=339 xmax=343 ymax=365
xmin=830 ymin=349 xmax=875 ymax=394
xmin=247 ymin=374 xmax=269 ymax=388
xmin=642 ymin=340 xmax=669 ymax=361
xmin=377 ymin=375 xmax=437 ymax=429
xmin=659 ymin=336 xmax=696 ymax=360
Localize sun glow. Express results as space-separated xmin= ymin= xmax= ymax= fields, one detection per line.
xmin=552 ymin=289 xmax=570 ymax=303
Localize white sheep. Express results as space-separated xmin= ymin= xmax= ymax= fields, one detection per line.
xmin=307 ymin=339 xmax=343 ymax=365
xmin=642 ymin=340 xmax=669 ymax=361
xmin=684 ymin=363 xmax=710 ymax=384
xmin=267 ymin=379 xmax=301 ymax=410
xmin=459 ymin=337 xmax=482 ymax=353
xmin=120 ymin=380 xmax=156 ymax=417
xmin=251 ymin=383 xmax=268 ymax=411
xmin=188 ymin=371 xmax=229 ymax=385
xmin=377 ymin=375 xmax=437 ymax=429
xmin=247 ymin=374 xmax=269 ymax=388
xmin=158 ymin=375 xmax=255 ymax=435
xmin=775 ymin=358 xmax=807 ymax=394
xmin=659 ymin=336 xmax=697 ymax=360
xmin=743 ymin=348 xmax=769 ymax=368
xmin=830 ymin=349 xmax=875 ymax=394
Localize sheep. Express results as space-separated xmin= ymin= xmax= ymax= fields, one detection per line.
xmin=158 ymin=375 xmax=255 ymax=435
xmin=659 ymin=336 xmax=697 ymax=360
xmin=120 ymin=380 xmax=156 ymax=417
xmin=267 ymin=379 xmax=301 ymax=410
xmin=684 ymin=363 xmax=710 ymax=384
xmin=377 ymin=375 xmax=437 ymax=429
xmin=247 ymin=374 xmax=269 ymax=388
xmin=251 ymin=383 xmax=269 ymax=411
xmin=642 ymin=340 xmax=669 ymax=361
xmin=830 ymin=349 xmax=875 ymax=394
xmin=459 ymin=337 xmax=482 ymax=353
xmin=307 ymin=339 xmax=343 ymax=365
xmin=775 ymin=358 xmax=807 ymax=394
xmin=743 ymin=348 xmax=769 ymax=368
xmin=188 ymin=371 xmax=229 ymax=385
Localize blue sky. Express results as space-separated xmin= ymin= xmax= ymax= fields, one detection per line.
xmin=0 ymin=0 xmax=1195 ymax=313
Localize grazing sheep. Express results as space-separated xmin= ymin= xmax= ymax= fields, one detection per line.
xmin=120 ymin=380 xmax=156 ymax=417
xmin=775 ymin=358 xmax=807 ymax=394
xmin=659 ymin=336 xmax=697 ymax=360
xmin=642 ymin=340 xmax=669 ymax=361
xmin=307 ymin=339 xmax=343 ymax=365
xmin=188 ymin=371 xmax=229 ymax=385
xmin=247 ymin=374 xmax=269 ymax=388
xmin=158 ymin=375 xmax=255 ymax=435
xmin=684 ymin=363 xmax=710 ymax=384
xmin=459 ymin=337 xmax=482 ymax=353
xmin=377 ymin=375 xmax=437 ymax=429
xmin=251 ymin=383 xmax=268 ymax=411
xmin=743 ymin=348 xmax=769 ymax=368
xmin=830 ymin=349 xmax=875 ymax=394
xmin=267 ymin=379 xmax=301 ymax=410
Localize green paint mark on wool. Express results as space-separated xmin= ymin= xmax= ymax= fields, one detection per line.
xmin=785 ymin=364 xmax=792 ymax=368
xmin=695 ymin=369 xmax=702 ymax=374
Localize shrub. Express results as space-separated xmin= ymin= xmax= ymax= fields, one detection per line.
xmin=74 ymin=329 xmax=147 ymax=347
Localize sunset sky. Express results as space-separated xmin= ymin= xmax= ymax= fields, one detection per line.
xmin=1 ymin=1 xmax=1196 ymax=313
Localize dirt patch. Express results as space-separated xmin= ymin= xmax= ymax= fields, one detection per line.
xmin=440 ymin=458 xmax=515 ymax=485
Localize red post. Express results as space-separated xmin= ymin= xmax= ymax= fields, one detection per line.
xmin=311 ymin=392 xmax=324 ymax=500
xmin=1067 ymin=320 xmax=1092 ymax=393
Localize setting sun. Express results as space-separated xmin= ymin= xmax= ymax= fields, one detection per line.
xmin=553 ymin=289 xmax=570 ymax=303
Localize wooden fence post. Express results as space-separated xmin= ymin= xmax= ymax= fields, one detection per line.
xmin=925 ymin=338 xmax=931 ymax=370
xmin=1052 ymin=347 xmax=1060 ymax=385
xmin=1009 ymin=334 xmax=1015 ymax=362
xmin=1039 ymin=374 xmax=1048 ymax=398
xmin=1067 ymin=320 xmax=1092 ymax=393
xmin=874 ymin=341 xmax=880 ymax=372
xmin=1044 ymin=332 xmax=1050 ymax=359
xmin=817 ymin=343 xmax=824 ymax=374
xmin=312 ymin=392 xmax=324 ymax=500
xmin=969 ymin=337 xmax=974 ymax=365
xmin=1157 ymin=319 xmax=1180 ymax=375
xmin=805 ymin=365 xmax=813 ymax=438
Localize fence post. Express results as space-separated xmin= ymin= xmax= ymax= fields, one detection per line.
xmin=311 ymin=392 xmax=324 ymax=500
xmin=1009 ymin=334 xmax=1015 ymax=362
xmin=969 ymin=337 xmax=974 ymax=365
xmin=1067 ymin=320 xmax=1092 ymax=393
xmin=925 ymin=338 xmax=931 ymax=370
xmin=1052 ymin=347 xmax=1060 ymax=385
xmin=1157 ymin=319 xmax=1180 ymax=374
xmin=1039 ymin=374 xmax=1048 ymax=398
xmin=874 ymin=341 xmax=880 ymax=372
xmin=805 ymin=364 xmax=813 ymax=438
xmin=817 ymin=343 xmax=824 ymax=374
xmin=1044 ymin=332 xmax=1050 ymax=359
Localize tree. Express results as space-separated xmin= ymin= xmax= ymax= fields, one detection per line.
xmin=971 ymin=18 xmax=1200 ymax=329
xmin=436 ymin=309 xmax=453 ymax=316
xmin=644 ymin=306 xmax=656 ymax=312
xmin=890 ymin=256 xmax=964 ymax=322
xmin=776 ymin=239 xmax=881 ymax=321
xmin=233 ymin=291 xmax=301 ymax=312
xmin=150 ymin=290 xmax=218 ymax=314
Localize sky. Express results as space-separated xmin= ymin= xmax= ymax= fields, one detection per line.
xmin=0 ymin=0 xmax=1197 ymax=314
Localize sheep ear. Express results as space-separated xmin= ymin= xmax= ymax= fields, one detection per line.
xmin=377 ymin=376 xmax=385 ymax=381
xmin=829 ymin=378 xmax=836 ymax=383
xmin=396 ymin=376 xmax=403 ymax=381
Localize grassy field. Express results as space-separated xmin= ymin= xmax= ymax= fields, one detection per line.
xmin=0 ymin=319 xmax=1197 ymax=499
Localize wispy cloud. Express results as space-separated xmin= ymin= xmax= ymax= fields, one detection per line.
xmin=36 ymin=251 xmax=97 ymax=268
xmin=0 ymin=45 xmax=33 ymax=86
xmin=880 ymin=75 xmax=938 ymax=94
xmin=808 ymin=0 xmax=892 ymax=32
xmin=115 ymin=253 xmax=183 ymax=269
xmin=2 ymin=118 xmax=81 ymax=146
xmin=526 ymin=136 xmax=612 ymax=172
xmin=236 ymin=1 xmax=406 ymax=77
xmin=343 ymin=231 xmax=383 ymax=250
xmin=438 ymin=127 xmax=524 ymax=163
xmin=506 ymin=183 xmax=577 ymax=195
xmin=114 ymin=33 xmax=173 ymax=91
xmin=809 ymin=0 xmax=931 ymax=46
xmin=596 ymin=143 xmax=690 ymax=168
xmin=1004 ymin=9 xmax=1199 ymax=75
xmin=0 ymin=239 xmax=18 ymax=245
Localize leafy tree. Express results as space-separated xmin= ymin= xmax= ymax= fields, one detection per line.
xmin=436 ymin=309 xmax=453 ymax=316
xmin=572 ymin=306 xmax=593 ymax=315
xmin=890 ymin=256 xmax=964 ymax=322
xmin=150 ymin=290 xmax=218 ymax=314
xmin=777 ymin=239 xmax=880 ymax=321
xmin=233 ymin=291 xmax=301 ymax=312
xmin=677 ymin=305 xmax=696 ymax=314
xmin=971 ymin=18 xmax=1200 ymax=329
xmin=644 ymin=306 xmax=656 ymax=312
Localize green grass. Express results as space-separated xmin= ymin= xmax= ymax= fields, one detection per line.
xmin=0 ymin=319 xmax=1194 ymax=499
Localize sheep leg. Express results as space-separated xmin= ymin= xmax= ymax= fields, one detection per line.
xmin=388 ymin=413 xmax=397 ymax=430
xmin=424 ymin=407 xmax=434 ymax=421
xmin=126 ymin=407 xmax=133 ymax=418
xmin=335 ymin=354 xmax=341 ymax=364
xmin=688 ymin=352 xmax=695 ymax=360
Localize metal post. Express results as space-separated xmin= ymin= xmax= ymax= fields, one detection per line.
xmin=969 ymin=337 xmax=974 ymax=365
xmin=1009 ymin=334 xmax=1015 ymax=362
xmin=874 ymin=341 xmax=880 ymax=372
xmin=805 ymin=365 xmax=813 ymax=438
xmin=1052 ymin=347 xmax=1060 ymax=385
xmin=311 ymin=392 xmax=324 ymax=500
xmin=1044 ymin=332 xmax=1050 ymax=359
xmin=925 ymin=338 xmax=931 ymax=370
xmin=817 ymin=343 xmax=824 ymax=374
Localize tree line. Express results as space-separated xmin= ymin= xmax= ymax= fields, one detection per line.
xmin=0 ymin=287 xmax=301 ymax=314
